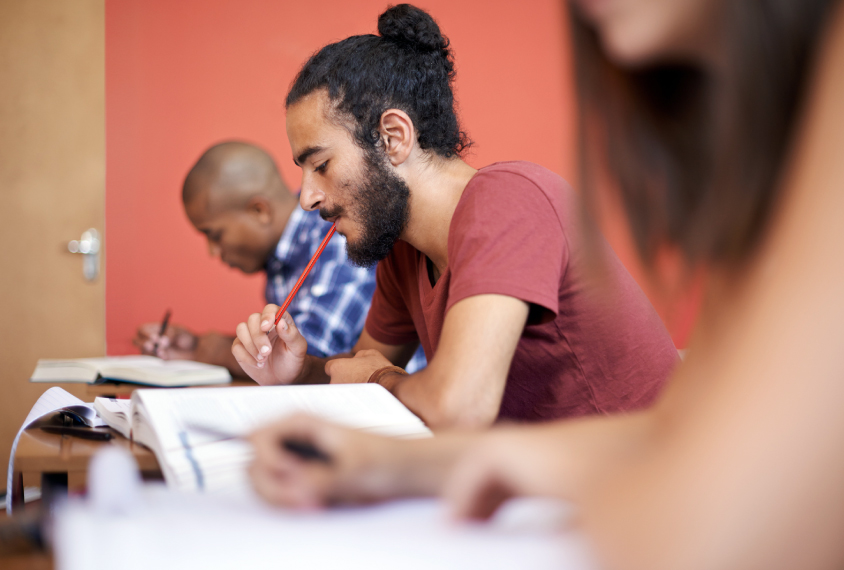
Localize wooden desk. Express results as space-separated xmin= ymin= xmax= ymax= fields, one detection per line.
xmin=11 ymin=427 xmax=161 ymax=512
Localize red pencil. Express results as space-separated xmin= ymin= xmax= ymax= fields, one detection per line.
xmin=269 ymin=223 xmax=337 ymax=336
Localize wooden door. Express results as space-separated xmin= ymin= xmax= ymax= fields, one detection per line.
xmin=0 ymin=0 xmax=105 ymax=495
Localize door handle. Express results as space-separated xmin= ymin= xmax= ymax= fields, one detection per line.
xmin=67 ymin=228 xmax=101 ymax=281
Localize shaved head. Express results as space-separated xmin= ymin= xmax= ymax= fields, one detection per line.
xmin=182 ymin=141 xmax=292 ymax=211
xmin=182 ymin=141 xmax=297 ymax=274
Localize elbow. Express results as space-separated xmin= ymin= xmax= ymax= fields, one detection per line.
xmin=419 ymin=390 xmax=499 ymax=431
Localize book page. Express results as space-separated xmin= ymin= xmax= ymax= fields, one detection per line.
xmin=93 ymin=397 xmax=133 ymax=439
xmin=136 ymin=384 xmax=430 ymax=453
xmin=6 ymin=387 xmax=104 ymax=512
xmin=162 ymin=439 xmax=255 ymax=497
xmin=96 ymin=357 xmax=231 ymax=386
xmin=30 ymin=360 xmax=99 ymax=383
xmin=130 ymin=384 xmax=431 ymax=495
xmin=32 ymin=356 xmax=231 ymax=386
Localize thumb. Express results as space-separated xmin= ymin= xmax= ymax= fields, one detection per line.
xmin=275 ymin=313 xmax=308 ymax=357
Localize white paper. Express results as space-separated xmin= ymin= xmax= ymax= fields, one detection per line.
xmin=5 ymin=387 xmax=105 ymax=513
xmin=55 ymin=492 xmax=594 ymax=570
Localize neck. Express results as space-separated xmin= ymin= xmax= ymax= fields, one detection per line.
xmin=399 ymin=155 xmax=477 ymax=275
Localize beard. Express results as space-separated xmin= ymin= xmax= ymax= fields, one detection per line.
xmin=321 ymin=149 xmax=410 ymax=268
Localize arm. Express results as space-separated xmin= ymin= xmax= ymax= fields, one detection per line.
xmin=327 ymin=294 xmax=529 ymax=430
xmin=246 ymin=402 xmax=653 ymax=509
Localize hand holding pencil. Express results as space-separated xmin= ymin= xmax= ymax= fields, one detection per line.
xmin=232 ymin=223 xmax=336 ymax=386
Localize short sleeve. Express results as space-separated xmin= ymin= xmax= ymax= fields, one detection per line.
xmin=446 ymin=170 xmax=568 ymax=321
xmin=364 ymin=244 xmax=421 ymax=346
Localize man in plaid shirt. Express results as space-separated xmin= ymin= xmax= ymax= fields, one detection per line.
xmin=135 ymin=141 xmax=425 ymax=375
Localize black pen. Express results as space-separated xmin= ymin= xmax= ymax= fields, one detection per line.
xmin=152 ymin=309 xmax=171 ymax=356
xmin=186 ymin=423 xmax=331 ymax=464
xmin=40 ymin=426 xmax=114 ymax=441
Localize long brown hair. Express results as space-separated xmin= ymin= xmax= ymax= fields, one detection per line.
xmin=571 ymin=0 xmax=838 ymax=266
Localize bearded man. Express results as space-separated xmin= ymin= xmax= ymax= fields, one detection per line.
xmin=232 ymin=4 xmax=678 ymax=429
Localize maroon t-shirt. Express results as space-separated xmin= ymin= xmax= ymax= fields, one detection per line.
xmin=366 ymin=161 xmax=677 ymax=422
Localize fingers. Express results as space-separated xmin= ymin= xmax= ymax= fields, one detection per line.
xmin=233 ymin=308 xmax=275 ymax=368
xmin=248 ymin=414 xmax=338 ymax=508
xmin=354 ymin=348 xmax=382 ymax=359
xmin=253 ymin=306 xmax=280 ymax=363
xmin=136 ymin=323 xmax=160 ymax=338
xmin=325 ymin=349 xmax=392 ymax=383
xmin=272 ymin=312 xmax=308 ymax=359
xmin=133 ymin=323 xmax=159 ymax=355
xmin=173 ymin=327 xmax=197 ymax=350
xmin=323 ymin=356 xmax=346 ymax=377
xmin=250 ymin=414 xmax=336 ymax=458
xmin=134 ymin=334 xmax=168 ymax=356
xmin=249 ymin=455 xmax=326 ymax=508
xmin=443 ymin=443 xmax=514 ymax=521
xmin=135 ymin=323 xmax=191 ymax=357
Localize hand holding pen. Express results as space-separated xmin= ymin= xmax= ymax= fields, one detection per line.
xmin=151 ymin=309 xmax=171 ymax=357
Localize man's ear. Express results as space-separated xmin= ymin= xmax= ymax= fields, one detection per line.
xmin=378 ymin=109 xmax=415 ymax=167
xmin=247 ymin=196 xmax=273 ymax=225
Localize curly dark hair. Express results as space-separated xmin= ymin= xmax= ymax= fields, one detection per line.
xmin=286 ymin=3 xmax=472 ymax=159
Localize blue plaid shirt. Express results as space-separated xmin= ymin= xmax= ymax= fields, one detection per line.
xmin=265 ymin=207 xmax=426 ymax=372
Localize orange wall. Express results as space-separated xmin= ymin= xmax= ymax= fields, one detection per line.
xmin=105 ymin=0 xmax=694 ymax=354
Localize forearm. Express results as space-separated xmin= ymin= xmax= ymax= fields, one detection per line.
xmin=194 ymin=333 xmax=250 ymax=378
xmin=381 ymin=369 xmax=500 ymax=430
xmin=366 ymin=411 xmax=655 ymax=505
xmin=359 ymin=431 xmax=482 ymax=500
xmin=520 ymin=411 xmax=656 ymax=501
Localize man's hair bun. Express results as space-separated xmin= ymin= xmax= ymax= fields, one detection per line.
xmin=287 ymin=2 xmax=471 ymax=159
xmin=378 ymin=4 xmax=448 ymax=53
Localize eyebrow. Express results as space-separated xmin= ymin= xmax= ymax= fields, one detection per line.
xmin=293 ymin=146 xmax=324 ymax=167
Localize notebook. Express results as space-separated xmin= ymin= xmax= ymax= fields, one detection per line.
xmin=30 ymin=355 xmax=231 ymax=387
xmin=94 ymin=383 xmax=432 ymax=498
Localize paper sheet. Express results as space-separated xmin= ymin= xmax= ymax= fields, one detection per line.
xmin=5 ymin=387 xmax=105 ymax=513
xmin=55 ymin=492 xmax=595 ymax=570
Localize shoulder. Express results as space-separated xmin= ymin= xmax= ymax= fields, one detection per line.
xmin=453 ymin=161 xmax=576 ymax=234
xmin=461 ymin=161 xmax=574 ymax=218
xmin=470 ymin=161 xmax=574 ymax=195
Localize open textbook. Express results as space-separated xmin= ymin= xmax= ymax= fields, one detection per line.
xmin=94 ymin=384 xmax=431 ymax=498
xmin=30 ymin=355 xmax=231 ymax=387
xmin=6 ymin=387 xmax=108 ymax=513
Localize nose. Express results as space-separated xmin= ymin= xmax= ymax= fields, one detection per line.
xmin=299 ymin=173 xmax=325 ymax=212
xmin=207 ymin=241 xmax=221 ymax=258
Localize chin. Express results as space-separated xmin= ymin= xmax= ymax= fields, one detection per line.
xmin=601 ymin=25 xmax=671 ymax=66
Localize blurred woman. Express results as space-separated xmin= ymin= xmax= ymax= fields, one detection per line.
xmin=247 ymin=1 xmax=844 ymax=568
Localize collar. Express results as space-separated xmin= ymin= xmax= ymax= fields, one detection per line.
xmin=270 ymin=205 xmax=307 ymax=265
